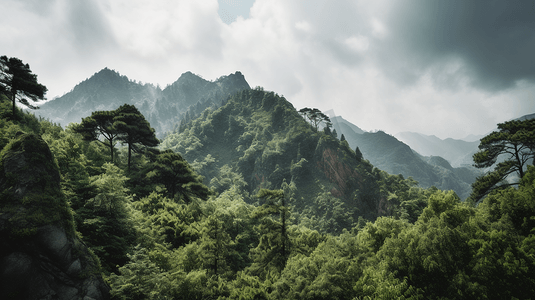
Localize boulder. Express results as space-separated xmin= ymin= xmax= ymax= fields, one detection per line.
xmin=0 ymin=133 xmax=110 ymax=300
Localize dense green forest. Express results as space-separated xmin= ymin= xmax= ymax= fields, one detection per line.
xmin=1 ymin=61 xmax=535 ymax=299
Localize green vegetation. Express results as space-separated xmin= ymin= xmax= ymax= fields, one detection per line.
xmin=0 ymin=55 xmax=47 ymax=117
xmin=469 ymin=118 xmax=535 ymax=203
xmin=298 ymin=107 xmax=332 ymax=131
xmin=1 ymin=60 xmax=534 ymax=298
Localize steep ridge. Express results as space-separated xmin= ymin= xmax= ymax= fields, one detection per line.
xmin=330 ymin=115 xmax=365 ymax=136
xmin=37 ymin=69 xmax=250 ymax=136
xmin=161 ymin=88 xmax=424 ymax=222
xmin=0 ymin=133 xmax=109 ymax=300
xmin=331 ymin=117 xmax=481 ymax=200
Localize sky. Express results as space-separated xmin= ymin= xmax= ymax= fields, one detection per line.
xmin=1 ymin=0 xmax=534 ymax=139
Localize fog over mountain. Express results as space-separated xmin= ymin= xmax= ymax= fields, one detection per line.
xmin=394 ymin=132 xmax=479 ymax=168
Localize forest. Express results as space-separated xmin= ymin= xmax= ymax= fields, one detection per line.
xmin=1 ymin=57 xmax=535 ymax=299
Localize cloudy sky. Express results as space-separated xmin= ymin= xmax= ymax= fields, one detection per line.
xmin=2 ymin=0 xmax=534 ymax=139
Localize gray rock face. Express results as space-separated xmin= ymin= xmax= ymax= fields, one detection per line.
xmin=0 ymin=134 xmax=110 ymax=300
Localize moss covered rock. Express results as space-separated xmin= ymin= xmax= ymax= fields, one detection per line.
xmin=0 ymin=133 xmax=109 ymax=299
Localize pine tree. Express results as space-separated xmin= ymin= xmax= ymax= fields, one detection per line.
xmin=355 ymin=146 xmax=363 ymax=162
xmin=250 ymin=189 xmax=290 ymax=274
xmin=114 ymin=104 xmax=159 ymax=170
xmin=73 ymin=110 xmax=119 ymax=163
xmin=147 ymin=150 xmax=209 ymax=202
xmin=469 ymin=118 xmax=535 ymax=202
xmin=0 ymin=56 xmax=47 ymax=117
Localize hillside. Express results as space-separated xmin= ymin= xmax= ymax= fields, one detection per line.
xmin=330 ymin=118 xmax=481 ymax=199
xmin=37 ymin=68 xmax=250 ymax=136
xmin=2 ymin=82 xmax=535 ymax=299
xmin=160 ymin=88 xmax=430 ymax=224
xmin=330 ymin=115 xmax=365 ymax=136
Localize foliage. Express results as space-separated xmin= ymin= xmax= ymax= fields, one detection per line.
xmin=114 ymin=104 xmax=159 ymax=169
xmin=146 ymin=150 xmax=210 ymax=202
xmin=73 ymin=104 xmax=159 ymax=169
xmin=470 ymin=118 xmax=535 ymax=203
xmin=298 ymin=107 xmax=332 ymax=131
xmin=0 ymin=133 xmax=75 ymax=236
xmin=3 ymin=71 xmax=535 ymax=299
xmin=77 ymin=163 xmax=136 ymax=273
xmin=0 ymin=55 xmax=47 ymax=117
xmin=248 ymin=189 xmax=291 ymax=275
xmin=73 ymin=110 xmax=120 ymax=163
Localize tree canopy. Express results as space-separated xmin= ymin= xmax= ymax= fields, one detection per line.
xmin=114 ymin=104 xmax=159 ymax=169
xmin=469 ymin=118 xmax=535 ymax=203
xmin=74 ymin=110 xmax=120 ymax=163
xmin=0 ymin=55 xmax=47 ymax=117
xmin=147 ymin=150 xmax=210 ymax=202
xmin=73 ymin=104 xmax=159 ymax=168
xmin=298 ymin=107 xmax=332 ymax=131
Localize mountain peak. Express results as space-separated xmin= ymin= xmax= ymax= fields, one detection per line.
xmin=38 ymin=69 xmax=251 ymax=136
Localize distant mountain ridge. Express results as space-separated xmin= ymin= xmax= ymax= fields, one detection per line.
xmin=37 ymin=68 xmax=250 ymax=136
xmin=394 ymin=131 xmax=479 ymax=167
xmin=393 ymin=112 xmax=535 ymax=168
xmin=330 ymin=117 xmax=481 ymax=199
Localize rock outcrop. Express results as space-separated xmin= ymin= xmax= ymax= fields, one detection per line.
xmin=0 ymin=133 xmax=110 ymax=300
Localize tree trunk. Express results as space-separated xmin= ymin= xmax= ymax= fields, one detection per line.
xmin=127 ymin=143 xmax=132 ymax=170
xmin=11 ymin=89 xmax=16 ymax=118
xmin=109 ymin=139 xmax=114 ymax=163
xmin=514 ymin=144 xmax=525 ymax=178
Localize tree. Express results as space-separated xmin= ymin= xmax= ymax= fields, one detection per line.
xmin=78 ymin=163 xmax=136 ymax=273
xmin=147 ymin=150 xmax=210 ymax=202
xmin=0 ymin=56 xmax=47 ymax=117
xmin=114 ymin=104 xmax=159 ymax=170
xmin=469 ymin=118 xmax=535 ymax=202
xmin=355 ymin=146 xmax=363 ymax=162
xmin=73 ymin=110 xmax=120 ymax=163
xmin=298 ymin=107 xmax=331 ymax=131
xmin=199 ymin=215 xmax=232 ymax=276
xmin=250 ymin=189 xmax=290 ymax=274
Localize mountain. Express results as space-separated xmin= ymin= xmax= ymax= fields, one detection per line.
xmin=394 ymin=131 xmax=479 ymax=167
xmin=461 ymin=133 xmax=485 ymax=142
xmin=393 ymin=113 xmax=535 ymax=167
xmin=37 ymin=68 xmax=250 ymax=136
xmin=160 ymin=88 xmax=430 ymax=225
xmin=331 ymin=115 xmax=365 ymax=136
xmin=330 ymin=118 xmax=481 ymax=200
xmin=516 ymin=112 xmax=535 ymax=121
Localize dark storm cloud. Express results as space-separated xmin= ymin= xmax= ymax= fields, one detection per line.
xmin=379 ymin=0 xmax=535 ymax=91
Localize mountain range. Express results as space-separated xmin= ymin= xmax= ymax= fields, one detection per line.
xmin=329 ymin=116 xmax=482 ymax=199
xmin=37 ymin=68 xmax=250 ymax=136
xmin=394 ymin=131 xmax=479 ymax=167
xmin=35 ymin=68 xmax=495 ymax=199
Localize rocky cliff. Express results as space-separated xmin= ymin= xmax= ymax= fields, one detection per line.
xmin=0 ymin=133 xmax=109 ymax=300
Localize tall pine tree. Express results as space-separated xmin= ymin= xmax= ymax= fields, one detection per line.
xmin=0 ymin=56 xmax=47 ymax=117
xmin=114 ymin=104 xmax=159 ymax=170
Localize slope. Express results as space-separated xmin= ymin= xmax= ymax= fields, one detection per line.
xmin=161 ymin=88 xmax=431 ymax=224
xmin=331 ymin=118 xmax=480 ymax=200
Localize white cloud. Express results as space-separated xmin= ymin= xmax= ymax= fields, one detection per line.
xmin=1 ymin=0 xmax=534 ymax=138
xmin=344 ymin=35 xmax=369 ymax=53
